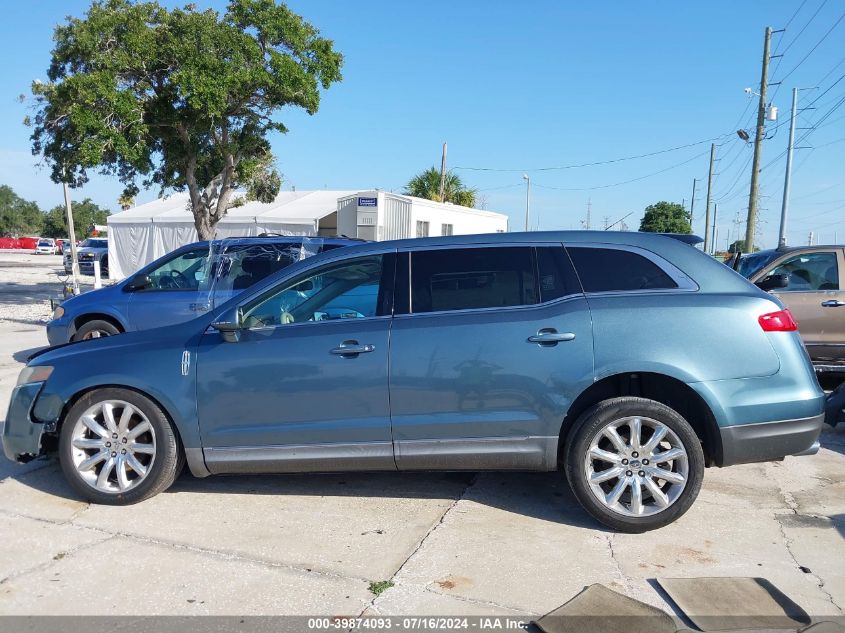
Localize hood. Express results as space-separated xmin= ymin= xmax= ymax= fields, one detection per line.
xmin=58 ymin=283 xmax=121 ymax=307
xmin=29 ymin=320 xmax=198 ymax=367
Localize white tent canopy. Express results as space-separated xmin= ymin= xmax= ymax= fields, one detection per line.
xmin=108 ymin=190 xmax=354 ymax=279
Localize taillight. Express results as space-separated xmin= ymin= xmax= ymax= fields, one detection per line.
xmin=758 ymin=309 xmax=798 ymax=332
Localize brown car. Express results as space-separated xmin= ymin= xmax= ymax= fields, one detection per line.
xmin=739 ymin=245 xmax=845 ymax=373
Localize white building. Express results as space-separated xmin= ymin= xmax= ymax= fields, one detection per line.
xmin=107 ymin=190 xmax=509 ymax=279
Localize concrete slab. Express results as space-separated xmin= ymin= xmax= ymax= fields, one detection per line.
xmin=391 ymin=472 xmax=621 ymax=615
xmin=611 ymin=498 xmax=842 ymax=618
xmin=0 ymin=514 xmax=109 ymax=582
xmin=0 ymin=535 xmax=372 ymax=615
xmin=372 ymin=583 xmax=530 ymax=617
xmin=0 ymin=463 xmax=88 ymax=523
xmin=75 ymin=471 xmax=471 ymax=580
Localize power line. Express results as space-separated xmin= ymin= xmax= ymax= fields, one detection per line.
xmin=775 ymin=11 xmax=845 ymax=88
xmin=532 ymin=149 xmax=710 ymax=191
xmin=769 ymin=0 xmax=828 ymax=100
xmin=452 ymin=134 xmax=730 ymax=173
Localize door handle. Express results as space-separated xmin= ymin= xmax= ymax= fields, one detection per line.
xmin=527 ymin=328 xmax=576 ymax=346
xmin=330 ymin=340 xmax=375 ymax=357
xmin=821 ymin=300 xmax=845 ymax=307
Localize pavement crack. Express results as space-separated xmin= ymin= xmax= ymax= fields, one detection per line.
xmin=0 ymin=533 xmax=116 ymax=586
xmin=419 ymin=582 xmax=530 ymax=614
xmin=773 ymin=513 xmax=842 ymax=614
xmin=0 ymin=506 xmax=371 ymax=585
xmin=605 ymin=533 xmax=633 ymax=595
xmin=359 ymin=474 xmax=479 ymax=616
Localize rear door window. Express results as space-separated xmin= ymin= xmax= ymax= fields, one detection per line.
xmin=410 ymin=247 xmax=538 ymax=313
xmin=566 ymin=247 xmax=678 ymax=292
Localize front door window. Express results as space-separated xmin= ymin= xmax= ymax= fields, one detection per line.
xmin=769 ymin=252 xmax=839 ymax=291
xmin=241 ymin=255 xmax=385 ymax=327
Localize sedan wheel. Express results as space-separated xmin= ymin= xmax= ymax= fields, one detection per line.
xmin=566 ymin=397 xmax=704 ymax=532
xmin=69 ymin=400 xmax=156 ymax=493
xmin=59 ymin=387 xmax=183 ymax=504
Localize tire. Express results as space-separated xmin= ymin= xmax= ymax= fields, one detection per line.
xmin=59 ymin=388 xmax=184 ymax=505
xmin=565 ymin=397 xmax=704 ymax=533
xmin=73 ymin=319 xmax=121 ymax=342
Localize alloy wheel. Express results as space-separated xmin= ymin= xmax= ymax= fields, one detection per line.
xmin=583 ymin=416 xmax=689 ymax=517
xmin=69 ymin=400 xmax=157 ymax=493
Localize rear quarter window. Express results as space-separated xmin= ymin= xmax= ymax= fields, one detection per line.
xmin=567 ymin=246 xmax=678 ymax=292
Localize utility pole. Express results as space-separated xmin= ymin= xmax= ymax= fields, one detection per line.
xmin=586 ymin=198 xmax=592 ymax=229
xmin=438 ymin=142 xmax=447 ymax=202
xmin=689 ymin=178 xmax=697 ymax=226
xmin=778 ymin=87 xmax=798 ymax=248
xmin=703 ymin=144 xmax=716 ymax=252
xmin=61 ymin=174 xmax=80 ymax=296
xmin=522 ymin=174 xmax=530 ymax=231
xmin=711 ymin=204 xmax=718 ymax=254
xmin=744 ymin=26 xmax=773 ymax=252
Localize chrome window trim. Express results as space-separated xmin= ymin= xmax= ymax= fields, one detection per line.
xmin=564 ymin=242 xmax=699 ymax=294
xmin=392 ymin=292 xmax=584 ymax=321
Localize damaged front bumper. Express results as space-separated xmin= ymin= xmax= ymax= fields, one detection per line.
xmin=2 ymin=382 xmax=49 ymax=462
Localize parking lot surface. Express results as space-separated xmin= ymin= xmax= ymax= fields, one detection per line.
xmin=0 ymin=252 xmax=843 ymax=618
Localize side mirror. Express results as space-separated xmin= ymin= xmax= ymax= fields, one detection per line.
xmin=211 ymin=308 xmax=242 ymax=343
xmin=124 ymin=274 xmax=153 ymax=292
xmin=756 ymin=273 xmax=789 ymax=291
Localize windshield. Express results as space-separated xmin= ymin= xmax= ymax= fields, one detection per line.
xmin=736 ymin=251 xmax=780 ymax=279
xmin=38 ymin=240 xmax=52 ymax=246
xmin=80 ymin=238 xmax=108 ymax=248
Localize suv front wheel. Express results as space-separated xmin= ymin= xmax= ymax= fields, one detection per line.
xmin=565 ymin=397 xmax=704 ymax=533
xmin=59 ymin=388 xmax=183 ymax=504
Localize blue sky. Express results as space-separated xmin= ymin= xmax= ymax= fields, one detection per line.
xmin=1 ymin=1 xmax=843 ymax=248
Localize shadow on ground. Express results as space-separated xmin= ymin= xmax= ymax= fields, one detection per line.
xmin=1 ymin=456 xmax=608 ymax=531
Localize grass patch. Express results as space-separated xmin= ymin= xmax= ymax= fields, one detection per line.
xmin=368 ymin=580 xmax=394 ymax=596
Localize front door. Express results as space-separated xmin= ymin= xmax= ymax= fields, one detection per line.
xmin=764 ymin=249 xmax=845 ymax=362
xmin=196 ymin=252 xmax=397 ymax=473
xmin=127 ymin=247 xmax=211 ymax=330
xmin=389 ymin=244 xmax=594 ymax=470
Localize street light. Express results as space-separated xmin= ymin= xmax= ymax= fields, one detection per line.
xmin=523 ymin=174 xmax=530 ymax=232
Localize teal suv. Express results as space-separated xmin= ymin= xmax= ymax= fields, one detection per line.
xmin=3 ymin=232 xmax=825 ymax=532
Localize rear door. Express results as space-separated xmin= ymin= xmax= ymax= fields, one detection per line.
xmin=763 ymin=249 xmax=845 ymax=362
xmin=388 ymin=243 xmax=594 ymax=471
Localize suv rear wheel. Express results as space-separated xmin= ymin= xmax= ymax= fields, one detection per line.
xmin=565 ymin=397 xmax=704 ymax=533
xmin=59 ymin=388 xmax=183 ymax=504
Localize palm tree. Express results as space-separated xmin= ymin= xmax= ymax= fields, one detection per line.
xmin=404 ymin=167 xmax=477 ymax=208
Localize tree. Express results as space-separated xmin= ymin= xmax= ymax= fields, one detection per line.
xmin=42 ymin=198 xmax=110 ymax=238
xmin=405 ymin=167 xmax=477 ymax=208
xmin=728 ymin=240 xmax=760 ymax=253
xmin=27 ymin=0 xmax=343 ymax=239
xmin=639 ymin=201 xmax=691 ymax=234
xmin=0 ymin=185 xmax=43 ymax=237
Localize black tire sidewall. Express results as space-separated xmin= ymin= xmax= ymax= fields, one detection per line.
xmin=565 ymin=397 xmax=705 ymax=533
xmin=73 ymin=319 xmax=120 ymax=342
xmin=59 ymin=387 xmax=181 ymax=505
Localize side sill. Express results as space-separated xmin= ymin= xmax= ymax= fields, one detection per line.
xmin=203 ymin=441 xmax=396 ymax=474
